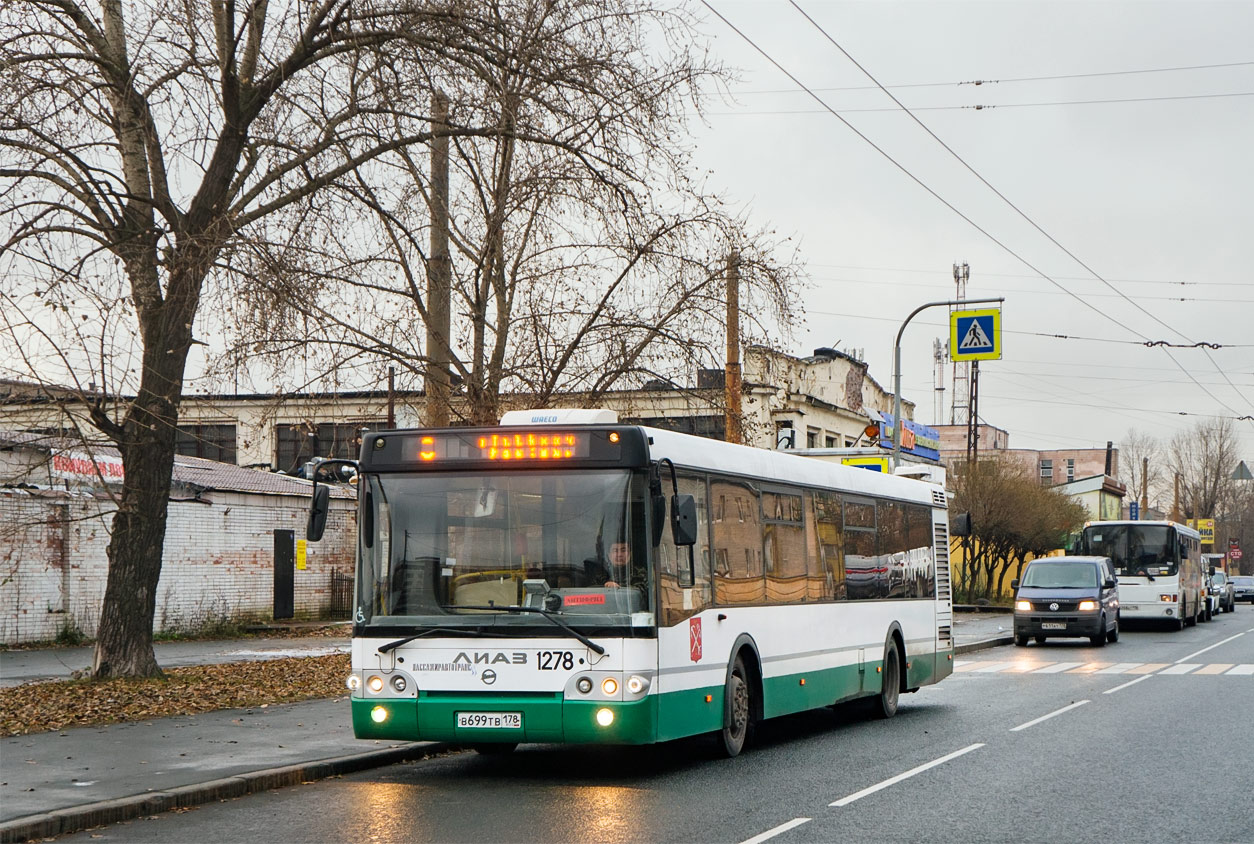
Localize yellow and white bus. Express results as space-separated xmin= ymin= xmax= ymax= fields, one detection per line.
xmin=309 ymin=409 xmax=956 ymax=756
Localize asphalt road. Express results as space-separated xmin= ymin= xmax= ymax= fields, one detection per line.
xmin=57 ymin=608 xmax=1254 ymax=844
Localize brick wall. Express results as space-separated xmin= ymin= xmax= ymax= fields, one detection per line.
xmin=0 ymin=488 xmax=356 ymax=644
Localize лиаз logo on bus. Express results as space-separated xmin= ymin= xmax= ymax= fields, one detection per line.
xmin=689 ymin=617 xmax=702 ymax=662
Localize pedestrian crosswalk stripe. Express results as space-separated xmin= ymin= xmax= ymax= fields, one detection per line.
xmin=1096 ymin=663 xmax=1142 ymax=674
xmin=953 ymin=660 xmax=1254 ymax=676
xmin=1033 ymin=662 xmax=1084 ymax=673
xmin=1159 ymin=663 xmax=1200 ymax=674
xmin=1192 ymin=663 xmax=1233 ymax=675
xmin=1067 ymin=662 xmax=1111 ymax=673
xmin=1126 ymin=663 xmax=1169 ymax=674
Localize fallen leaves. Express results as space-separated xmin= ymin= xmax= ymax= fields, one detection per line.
xmin=0 ymin=654 xmax=349 ymax=737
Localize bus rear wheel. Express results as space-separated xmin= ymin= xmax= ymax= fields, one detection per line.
xmin=719 ymin=656 xmax=752 ymax=758
xmin=872 ymin=641 xmax=901 ymax=719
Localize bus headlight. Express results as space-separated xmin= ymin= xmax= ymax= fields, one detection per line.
xmin=576 ymin=677 xmax=593 ymax=694
xmin=1078 ymin=600 xmax=1098 ymax=611
xmin=367 ymin=675 xmax=385 ymax=694
xmin=390 ymin=675 xmax=408 ymax=693
xmin=346 ymin=674 xmax=361 ymax=691
xmin=595 ymin=708 xmax=614 ymax=727
xmin=601 ymin=677 xmax=619 ymax=696
xmin=371 ymin=706 xmax=388 ymax=723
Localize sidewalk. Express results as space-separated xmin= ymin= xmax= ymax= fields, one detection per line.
xmin=0 ymin=613 xmax=1009 ymax=842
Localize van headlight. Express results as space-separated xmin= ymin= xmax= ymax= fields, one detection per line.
xmin=1015 ymin=600 xmax=1032 ymax=611
xmin=1078 ymin=600 xmax=1098 ymax=611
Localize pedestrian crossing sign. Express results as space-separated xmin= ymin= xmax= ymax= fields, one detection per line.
xmin=950 ymin=308 xmax=1002 ymax=361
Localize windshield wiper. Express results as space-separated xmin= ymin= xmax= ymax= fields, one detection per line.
xmin=441 ymin=605 xmax=606 ymax=655
xmin=378 ymin=626 xmax=490 ymax=654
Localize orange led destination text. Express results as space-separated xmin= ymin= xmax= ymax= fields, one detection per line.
xmin=419 ymin=436 xmax=437 ymax=461
xmin=477 ymin=432 xmax=576 ymax=460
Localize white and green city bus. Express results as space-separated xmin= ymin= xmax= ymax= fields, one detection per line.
xmin=307 ymin=409 xmax=956 ymax=756
xmin=1078 ymin=519 xmax=1204 ymax=629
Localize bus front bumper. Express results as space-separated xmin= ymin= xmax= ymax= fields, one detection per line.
xmin=350 ymin=693 xmax=659 ymax=745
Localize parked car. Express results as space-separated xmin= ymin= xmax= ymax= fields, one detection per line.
xmin=1228 ymin=574 xmax=1253 ymax=605
xmin=1209 ymin=571 xmax=1236 ymax=614
xmin=1012 ymin=556 xmax=1120 ymax=647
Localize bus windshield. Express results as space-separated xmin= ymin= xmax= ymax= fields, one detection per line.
xmin=358 ymin=469 xmax=652 ymax=629
xmin=1081 ymin=524 xmax=1177 ymax=577
xmin=1021 ymin=562 xmax=1098 ymax=589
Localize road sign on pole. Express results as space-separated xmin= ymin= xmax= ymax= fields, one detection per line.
xmin=1129 ymin=501 xmax=1139 ymax=520
xmin=950 ymin=308 xmax=1002 ymax=361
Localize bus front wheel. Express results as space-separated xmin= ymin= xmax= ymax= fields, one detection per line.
xmin=719 ymin=656 xmax=752 ymax=758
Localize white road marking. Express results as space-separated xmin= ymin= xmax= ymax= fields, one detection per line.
xmin=1103 ymin=674 xmax=1153 ymax=695
xmin=829 ymin=744 xmax=984 ymax=807
xmin=1225 ymin=664 xmax=1254 ymax=675
xmin=1009 ymin=699 xmax=1090 ymax=732
xmin=739 ymin=818 xmax=811 ymax=844
xmin=1158 ymin=663 xmax=1200 ymax=675
xmin=1095 ymin=662 xmax=1143 ymax=674
xmin=1176 ymin=632 xmax=1245 ymax=663
xmin=1032 ymin=662 xmax=1083 ymax=673
xmin=972 ymin=662 xmax=1016 ymax=673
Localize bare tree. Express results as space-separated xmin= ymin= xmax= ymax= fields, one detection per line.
xmin=206 ymin=0 xmax=802 ymax=426
xmin=1117 ymin=428 xmax=1164 ymax=511
xmin=1168 ymin=418 xmax=1242 ymax=522
xmin=951 ymin=458 xmax=1088 ymax=603
xmin=0 ymin=0 xmax=519 ymax=677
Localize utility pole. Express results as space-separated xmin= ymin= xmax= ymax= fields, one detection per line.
xmin=965 ymin=361 xmax=980 ymax=463
xmin=950 ymin=262 xmax=970 ymax=424
xmin=1141 ymin=456 xmax=1149 ymax=511
xmin=425 ymin=91 xmax=452 ymax=428
xmin=724 ymin=251 xmax=742 ymax=444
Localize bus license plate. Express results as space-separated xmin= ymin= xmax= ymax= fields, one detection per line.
xmin=457 ymin=712 xmax=522 ymax=729
xmin=1041 ymin=622 xmax=1067 ymax=630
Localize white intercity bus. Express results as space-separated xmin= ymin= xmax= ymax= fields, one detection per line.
xmin=1078 ymin=520 xmax=1204 ymax=629
xmin=307 ymin=409 xmax=956 ymax=756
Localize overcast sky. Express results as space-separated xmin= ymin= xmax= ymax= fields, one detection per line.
xmin=688 ymin=0 xmax=1253 ymax=461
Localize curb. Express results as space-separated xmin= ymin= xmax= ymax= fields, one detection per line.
xmin=954 ymin=635 xmax=1014 ymax=655
xmin=0 ymin=742 xmax=453 ymax=844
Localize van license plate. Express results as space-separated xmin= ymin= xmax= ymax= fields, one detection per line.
xmin=457 ymin=712 xmax=522 ymax=729
xmin=1041 ymin=622 xmax=1066 ymax=630
xmin=1123 ymin=604 xmax=1138 ymax=611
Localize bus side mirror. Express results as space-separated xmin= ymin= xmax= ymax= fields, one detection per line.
xmin=671 ymin=494 xmax=697 ymax=547
xmin=651 ymin=489 xmax=667 ymax=547
xmin=307 ymin=484 xmax=330 ymax=542
xmin=950 ymin=512 xmax=972 ymax=537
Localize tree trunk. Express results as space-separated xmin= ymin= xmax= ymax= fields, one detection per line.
xmin=92 ymin=377 xmax=181 ymax=678
xmin=92 ymin=265 xmax=199 ymax=678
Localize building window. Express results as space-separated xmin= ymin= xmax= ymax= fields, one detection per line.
xmin=176 ymin=424 xmax=237 ymax=464
xmin=806 ymin=428 xmax=819 ymax=448
xmin=825 ymin=435 xmax=837 ymax=448
xmin=276 ymin=421 xmax=384 ymax=474
xmin=1039 ymin=459 xmax=1053 ymax=483
xmin=1066 ymin=458 xmax=1075 ymax=481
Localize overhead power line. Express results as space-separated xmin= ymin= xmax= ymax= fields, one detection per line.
xmin=714 ymin=91 xmax=1254 ymax=114
xmin=736 ymin=60 xmax=1254 ymax=95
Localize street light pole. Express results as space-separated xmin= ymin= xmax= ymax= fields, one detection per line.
xmin=892 ymin=297 xmax=1004 ymax=470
